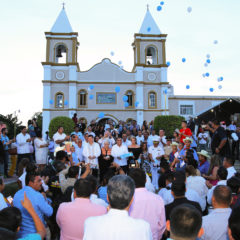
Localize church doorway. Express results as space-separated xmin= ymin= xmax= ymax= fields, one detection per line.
xmin=96 ymin=115 xmax=119 ymax=126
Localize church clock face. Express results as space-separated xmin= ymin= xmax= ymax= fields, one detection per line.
xmin=147 ymin=72 xmax=157 ymax=81
xmin=56 ymin=71 xmax=65 ymax=80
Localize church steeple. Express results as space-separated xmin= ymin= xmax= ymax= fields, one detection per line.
xmin=50 ymin=6 xmax=73 ymax=33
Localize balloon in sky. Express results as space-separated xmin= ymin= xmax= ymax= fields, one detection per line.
xmin=205 ymin=73 xmax=210 ymax=77
xmin=123 ymin=95 xmax=128 ymax=102
xmin=124 ymin=102 xmax=129 ymax=107
xmin=182 ymin=58 xmax=186 ymax=63
xmin=166 ymin=61 xmax=171 ymax=66
xmin=214 ymin=40 xmax=218 ymax=44
xmin=147 ymin=27 xmax=151 ymax=32
xmin=204 ymin=63 xmax=208 ymax=67
xmin=160 ymin=1 xmax=164 ymax=5
xmin=186 ymin=85 xmax=190 ymax=89
xmin=64 ymin=100 xmax=68 ymax=106
xmin=110 ymin=51 xmax=114 ymax=56
xmin=89 ymin=94 xmax=94 ymax=100
xmin=218 ymin=85 xmax=222 ymax=89
xmin=202 ymin=73 xmax=206 ymax=77
xmin=157 ymin=6 xmax=162 ymax=11
xmin=206 ymin=59 xmax=211 ymax=64
xmin=135 ymin=101 xmax=139 ymax=107
xmin=115 ymin=86 xmax=120 ymax=93
xmin=89 ymin=85 xmax=94 ymax=90
xmin=118 ymin=61 xmax=122 ymax=65
xmin=98 ymin=112 xmax=105 ymax=118
xmin=206 ymin=54 xmax=210 ymax=59
xmin=187 ymin=7 xmax=192 ymax=13
xmin=49 ymin=99 xmax=54 ymax=104
xmin=164 ymin=89 xmax=168 ymax=94
xmin=209 ymin=88 xmax=214 ymax=92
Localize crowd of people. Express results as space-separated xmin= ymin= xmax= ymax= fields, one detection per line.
xmin=0 ymin=116 xmax=240 ymax=240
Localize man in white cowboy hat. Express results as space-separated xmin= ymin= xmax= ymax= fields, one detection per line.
xmin=180 ymin=137 xmax=199 ymax=161
xmin=148 ymin=137 xmax=165 ymax=189
xmin=198 ymin=150 xmax=210 ymax=175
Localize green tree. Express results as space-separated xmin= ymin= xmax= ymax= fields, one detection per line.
xmin=49 ymin=116 xmax=75 ymax=138
xmin=153 ymin=115 xmax=185 ymax=138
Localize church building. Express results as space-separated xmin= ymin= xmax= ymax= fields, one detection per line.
xmin=42 ymin=6 xmax=229 ymax=134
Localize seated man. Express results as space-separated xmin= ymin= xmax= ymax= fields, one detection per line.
xmin=13 ymin=172 xmax=53 ymax=238
xmin=167 ymin=204 xmax=204 ymax=240
xmin=83 ymin=175 xmax=152 ymax=240
xmin=200 ymin=185 xmax=232 ymax=240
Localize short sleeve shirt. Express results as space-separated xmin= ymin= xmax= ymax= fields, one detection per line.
xmin=180 ymin=128 xmax=192 ymax=143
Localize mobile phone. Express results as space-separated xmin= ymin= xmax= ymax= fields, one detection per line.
xmin=130 ymin=164 xmax=136 ymax=167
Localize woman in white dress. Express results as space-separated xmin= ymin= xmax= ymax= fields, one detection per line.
xmin=34 ymin=131 xmax=49 ymax=171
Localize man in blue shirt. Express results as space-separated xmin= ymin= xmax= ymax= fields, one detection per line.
xmin=71 ymin=126 xmax=83 ymax=141
xmin=1 ymin=128 xmax=12 ymax=178
xmin=13 ymin=171 xmax=53 ymax=238
xmin=180 ymin=137 xmax=199 ymax=162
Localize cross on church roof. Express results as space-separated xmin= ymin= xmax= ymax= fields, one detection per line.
xmin=62 ymin=1 xmax=65 ymax=9
xmin=147 ymin=4 xmax=149 ymax=11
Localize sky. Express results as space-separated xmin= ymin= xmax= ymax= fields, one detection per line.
xmin=1 ymin=0 xmax=240 ymax=124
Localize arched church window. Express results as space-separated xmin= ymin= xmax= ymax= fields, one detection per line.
xmin=55 ymin=92 xmax=64 ymax=108
xmin=55 ymin=44 xmax=67 ymax=63
xmin=148 ymin=91 xmax=157 ymax=108
xmin=126 ymin=90 xmax=134 ymax=107
xmin=146 ymin=46 xmax=157 ymax=65
xmin=79 ymin=90 xmax=87 ymax=107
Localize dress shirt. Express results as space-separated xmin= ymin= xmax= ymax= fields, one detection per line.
xmin=199 ymin=160 xmax=210 ymax=175
xmin=136 ymin=135 xmax=144 ymax=145
xmin=16 ymin=133 xmax=31 ymax=154
xmin=129 ymin=188 xmax=166 ymax=240
xmin=227 ymin=166 xmax=237 ymax=179
xmin=90 ymin=194 xmax=108 ymax=207
xmin=200 ymin=208 xmax=232 ymax=240
xmin=56 ymin=198 xmax=106 ymax=240
xmin=82 ymin=142 xmax=101 ymax=168
xmin=83 ymin=208 xmax=152 ymax=240
xmin=111 ymin=144 xmax=129 ymax=166
xmin=186 ymin=176 xmax=208 ymax=211
xmin=0 ymin=192 xmax=7 ymax=210
xmin=122 ymin=139 xmax=131 ymax=147
xmin=53 ymin=132 xmax=66 ymax=150
xmin=207 ymin=180 xmax=227 ymax=205
xmin=13 ymin=186 xmax=53 ymax=237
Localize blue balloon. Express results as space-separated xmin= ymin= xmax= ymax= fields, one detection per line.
xmin=182 ymin=58 xmax=186 ymax=63
xmin=98 ymin=112 xmax=105 ymax=118
xmin=135 ymin=101 xmax=139 ymax=107
xmin=218 ymin=85 xmax=222 ymax=90
xmin=64 ymin=100 xmax=68 ymax=105
xmin=89 ymin=94 xmax=94 ymax=100
xmin=157 ymin=5 xmax=162 ymax=11
xmin=118 ymin=61 xmax=122 ymax=65
xmin=49 ymin=99 xmax=54 ymax=104
xmin=124 ymin=102 xmax=129 ymax=107
xmin=186 ymin=85 xmax=190 ymax=89
xmin=214 ymin=40 xmax=218 ymax=44
xmin=160 ymin=1 xmax=164 ymax=5
xmin=209 ymin=88 xmax=214 ymax=92
xmin=187 ymin=6 xmax=192 ymax=13
xmin=115 ymin=86 xmax=120 ymax=93
xmin=206 ymin=59 xmax=211 ymax=64
xmin=110 ymin=51 xmax=114 ymax=56
xmin=123 ymin=95 xmax=128 ymax=102
xmin=205 ymin=72 xmax=210 ymax=77
xmin=204 ymin=63 xmax=208 ymax=67
xmin=220 ymin=77 xmax=224 ymax=81
xmin=202 ymin=73 xmax=206 ymax=77
xmin=206 ymin=54 xmax=211 ymax=59
xmin=147 ymin=27 xmax=151 ymax=32
xmin=166 ymin=61 xmax=171 ymax=66
xmin=164 ymin=89 xmax=168 ymax=94
xmin=89 ymin=85 xmax=94 ymax=90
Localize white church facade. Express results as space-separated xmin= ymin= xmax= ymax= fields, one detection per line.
xmin=42 ymin=6 xmax=229 ymax=134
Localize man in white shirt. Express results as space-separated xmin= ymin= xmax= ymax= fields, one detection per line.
xmin=207 ymin=166 xmax=228 ymax=205
xmin=82 ymin=135 xmax=101 ymax=169
xmin=16 ymin=126 xmax=32 ymax=174
xmin=53 ymin=126 xmax=70 ymax=150
xmin=98 ymin=131 xmax=115 ymax=148
xmin=200 ymin=185 xmax=232 ymax=240
xmin=148 ymin=137 xmax=165 ymax=189
xmin=223 ymin=157 xmax=237 ymax=179
xmin=83 ymin=175 xmax=152 ymax=240
xmin=75 ymin=139 xmax=84 ymax=163
xmin=136 ymin=130 xmax=144 ymax=146
xmin=122 ymin=133 xmax=131 ymax=147
xmin=198 ymin=129 xmax=208 ymax=151
xmin=111 ymin=138 xmax=129 ymax=173
xmin=158 ymin=129 xmax=167 ymax=149
xmin=148 ymin=130 xmax=158 ymax=146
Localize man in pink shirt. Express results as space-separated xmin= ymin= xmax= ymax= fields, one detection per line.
xmin=129 ymin=168 xmax=166 ymax=240
xmin=56 ymin=178 xmax=107 ymax=240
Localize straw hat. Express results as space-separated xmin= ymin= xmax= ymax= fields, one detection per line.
xmin=183 ymin=137 xmax=193 ymax=143
xmin=197 ymin=150 xmax=210 ymax=159
xmin=171 ymin=142 xmax=179 ymax=146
